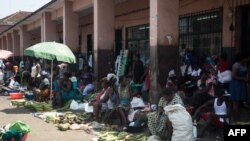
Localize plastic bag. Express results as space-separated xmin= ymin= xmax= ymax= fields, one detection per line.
xmin=70 ymin=100 xmax=80 ymax=110
xmin=164 ymin=104 xmax=194 ymax=141
xmin=218 ymin=70 xmax=232 ymax=83
xmin=9 ymin=121 xmax=31 ymax=133
xmin=130 ymin=97 xmax=145 ymax=108
xmin=84 ymin=103 xmax=93 ymax=113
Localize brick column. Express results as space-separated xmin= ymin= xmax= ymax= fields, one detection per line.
xmin=150 ymin=0 xmax=179 ymax=104
xmin=7 ymin=33 xmax=13 ymax=52
xmin=94 ymin=0 xmax=115 ymax=79
xmin=12 ymin=30 xmax=20 ymax=57
xmin=63 ymin=0 xmax=79 ymax=52
xmin=41 ymin=12 xmax=57 ymax=42
xmin=19 ymin=26 xmax=32 ymax=57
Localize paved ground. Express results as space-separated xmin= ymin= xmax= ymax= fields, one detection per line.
xmin=0 ymin=96 xmax=94 ymax=141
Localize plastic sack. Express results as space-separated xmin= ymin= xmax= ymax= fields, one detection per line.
xmin=70 ymin=100 xmax=85 ymax=110
xmin=9 ymin=121 xmax=31 ymax=133
xmin=217 ymin=70 xmax=232 ymax=83
xmin=130 ymin=97 xmax=145 ymax=108
xmin=164 ymin=104 xmax=194 ymax=141
xmin=84 ymin=103 xmax=93 ymax=113
xmin=70 ymin=100 xmax=79 ymax=110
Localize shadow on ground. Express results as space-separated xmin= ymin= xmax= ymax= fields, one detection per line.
xmin=0 ymin=107 xmax=30 ymax=114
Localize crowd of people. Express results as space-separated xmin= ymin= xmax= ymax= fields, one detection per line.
xmin=0 ymin=50 xmax=249 ymax=140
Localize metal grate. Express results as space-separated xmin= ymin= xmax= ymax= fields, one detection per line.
xmin=179 ymin=8 xmax=223 ymax=64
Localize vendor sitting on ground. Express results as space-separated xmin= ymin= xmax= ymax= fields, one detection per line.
xmin=147 ymin=87 xmax=184 ymax=140
xmin=33 ymin=71 xmax=50 ymax=101
xmin=107 ymin=77 xmax=131 ymax=129
xmin=90 ymin=77 xmax=118 ymax=122
xmin=192 ymin=89 xmax=229 ymax=138
xmin=191 ymin=70 xmax=216 ymax=112
xmin=54 ymin=72 xmax=75 ymax=107
xmin=80 ymin=66 xmax=94 ymax=96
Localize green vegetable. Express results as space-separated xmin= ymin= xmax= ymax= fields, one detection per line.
xmin=58 ymin=123 xmax=70 ymax=131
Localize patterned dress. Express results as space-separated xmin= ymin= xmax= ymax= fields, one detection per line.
xmin=147 ymin=94 xmax=184 ymax=138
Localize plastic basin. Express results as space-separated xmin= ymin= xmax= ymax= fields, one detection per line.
xmin=9 ymin=93 xmax=24 ymax=99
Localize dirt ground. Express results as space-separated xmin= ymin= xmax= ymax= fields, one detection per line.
xmin=0 ymin=96 xmax=94 ymax=141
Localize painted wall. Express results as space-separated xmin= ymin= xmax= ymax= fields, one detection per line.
xmin=63 ymin=0 xmax=79 ymax=52
xmin=73 ymin=0 xmax=92 ymax=12
xmin=41 ymin=12 xmax=57 ymax=42
xmin=0 ymin=38 xmax=2 ymax=49
xmin=80 ymin=14 xmax=93 ymax=54
xmin=56 ymin=23 xmax=63 ymax=41
xmin=80 ymin=0 xmax=149 ymax=53
xmin=27 ymin=18 xmax=41 ymax=31
xmin=51 ymin=7 xmax=63 ymax=21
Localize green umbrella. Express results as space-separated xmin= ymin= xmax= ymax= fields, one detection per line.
xmin=24 ymin=42 xmax=76 ymax=100
xmin=24 ymin=42 xmax=76 ymax=63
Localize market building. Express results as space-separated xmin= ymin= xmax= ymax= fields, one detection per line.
xmin=0 ymin=0 xmax=249 ymax=101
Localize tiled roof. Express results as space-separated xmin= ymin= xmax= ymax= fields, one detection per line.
xmin=0 ymin=11 xmax=31 ymax=25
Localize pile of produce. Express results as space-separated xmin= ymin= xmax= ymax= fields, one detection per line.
xmin=98 ymin=131 xmax=147 ymax=141
xmin=44 ymin=111 xmax=92 ymax=131
xmin=11 ymin=99 xmax=53 ymax=112
xmin=84 ymin=93 xmax=98 ymax=101
xmin=57 ymin=100 xmax=72 ymax=111
xmin=11 ymin=99 xmax=26 ymax=107
xmin=24 ymin=101 xmax=53 ymax=112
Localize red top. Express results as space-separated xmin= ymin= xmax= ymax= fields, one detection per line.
xmin=219 ymin=59 xmax=229 ymax=72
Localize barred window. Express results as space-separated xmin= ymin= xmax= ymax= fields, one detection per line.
xmin=179 ymin=8 xmax=223 ymax=62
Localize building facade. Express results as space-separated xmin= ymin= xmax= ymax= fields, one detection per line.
xmin=0 ymin=0 xmax=249 ymax=103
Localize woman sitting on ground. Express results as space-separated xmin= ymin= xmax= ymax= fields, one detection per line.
xmin=80 ymin=66 xmax=95 ymax=96
xmin=191 ymin=70 xmax=216 ymax=111
xmin=107 ymin=77 xmax=131 ymax=129
xmin=33 ymin=71 xmax=50 ymax=101
xmin=55 ymin=72 xmax=75 ymax=107
xmin=90 ymin=77 xmax=118 ymax=122
xmin=147 ymin=87 xmax=184 ymax=140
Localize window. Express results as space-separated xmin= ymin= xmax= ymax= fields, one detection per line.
xmin=179 ymin=8 xmax=223 ymax=62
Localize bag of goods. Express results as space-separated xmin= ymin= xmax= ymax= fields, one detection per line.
xmin=164 ymin=104 xmax=194 ymax=141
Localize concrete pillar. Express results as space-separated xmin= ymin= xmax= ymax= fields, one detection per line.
xmin=94 ymin=0 xmax=115 ymax=79
xmin=63 ymin=0 xmax=79 ymax=52
xmin=7 ymin=33 xmax=13 ymax=52
xmin=12 ymin=30 xmax=20 ymax=57
xmin=150 ymin=0 xmax=179 ymax=104
xmin=20 ymin=26 xmax=31 ymax=57
xmin=41 ymin=12 xmax=57 ymax=42
xmin=2 ymin=36 xmax=7 ymax=50
xmin=0 ymin=38 xmax=2 ymax=49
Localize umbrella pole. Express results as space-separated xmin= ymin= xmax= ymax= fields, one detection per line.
xmin=50 ymin=60 xmax=53 ymax=101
